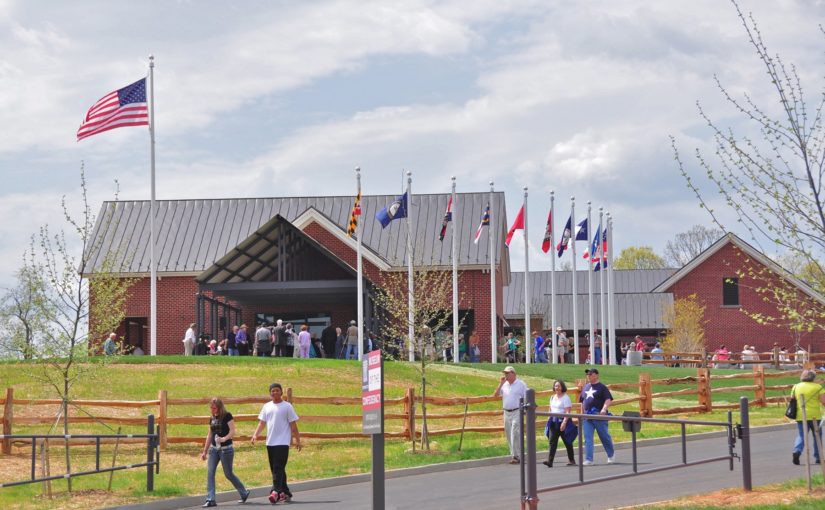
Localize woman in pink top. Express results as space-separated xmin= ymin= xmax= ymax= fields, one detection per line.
xmin=298 ymin=324 xmax=312 ymax=358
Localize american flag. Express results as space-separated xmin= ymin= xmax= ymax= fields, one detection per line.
xmin=77 ymin=78 xmax=149 ymax=141
xmin=473 ymin=204 xmax=490 ymax=244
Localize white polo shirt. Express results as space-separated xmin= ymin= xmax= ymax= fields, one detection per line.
xmin=501 ymin=378 xmax=527 ymax=410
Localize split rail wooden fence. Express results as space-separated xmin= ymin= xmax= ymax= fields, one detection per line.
xmin=1 ymin=364 xmax=817 ymax=455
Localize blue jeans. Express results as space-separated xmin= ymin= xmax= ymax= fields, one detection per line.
xmin=794 ymin=420 xmax=822 ymax=461
xmin=206 ymin=445 xmax=247 ymax=502
xmin=346 ymin=344 xmax=358 ymax=360
xmin=227 ymin=348 xmax=239 ymax=356
xmin=583 ymin=413 xmax=614 ymax=462
xmin=594 ymin=348 xmax=602 ymax=365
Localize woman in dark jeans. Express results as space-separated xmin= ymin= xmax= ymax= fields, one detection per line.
xmin=543 ymin=380 xmax=576 ymax=467
xmin=201 ymin=398 xmax=249 ymax=507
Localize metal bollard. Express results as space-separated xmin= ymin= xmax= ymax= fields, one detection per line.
xmin=739 ymin=397 xmax=751 ymax=491
xmin=146 ymin=414 xmax=155 ymax=492
xmin=524 ymin=389 xmax=538 ymax=510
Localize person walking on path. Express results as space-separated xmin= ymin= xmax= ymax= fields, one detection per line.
xmin=543 ymin=379 xmax=576 ymax=468
xmin=200 ymin=398 xmax=249 ymax=507
xmin=252 ymin=383 xmax=302 ymax=504
xmin=580 ymin=368 xmax=615 ymax=465
xmin=493 ymin=366 xmax=527 ymax=464
xmin=790 ymin=369 xmax=825 ymax=465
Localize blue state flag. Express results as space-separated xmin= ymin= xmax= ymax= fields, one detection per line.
xmin=575 ymin=218 xmax=589 ymax=241
xmin=376 ymin=192 xmax=408 ymax=228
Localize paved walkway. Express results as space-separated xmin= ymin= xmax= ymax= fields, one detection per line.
xmin=118 ymin=425 xmax=812 ymax=510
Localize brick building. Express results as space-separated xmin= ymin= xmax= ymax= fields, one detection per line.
xmin=87 ymin=193 xmax=824 ymax=359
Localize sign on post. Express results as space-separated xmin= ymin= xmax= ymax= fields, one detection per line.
xmin=362 ymin=349 xmax=383 ymax=434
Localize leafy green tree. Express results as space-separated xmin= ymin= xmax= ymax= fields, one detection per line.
xmin=0 ymin=264 xmax=52 ymax=359
xmin=661 ymin=294 xmax=707 ymax=358
xmin=613 ymin=246 xmax=668 ymax=270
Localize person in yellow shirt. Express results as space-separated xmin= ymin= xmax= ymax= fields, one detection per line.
xmin=791 ymin=370 xmax=825 ymax=465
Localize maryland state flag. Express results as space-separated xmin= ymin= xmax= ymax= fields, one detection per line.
xmin=347 ymin=191 xmax=362 ymax=237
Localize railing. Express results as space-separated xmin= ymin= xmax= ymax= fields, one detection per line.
xmin=0 ymin=415 xmax=160 ymax=491
xmin=1 ymin=365 xmax=811 ymax=454
xmin=519 ymin=390 xmax=750 ymax=509
xmin=638 ymin=349 xmax=824 ymax=369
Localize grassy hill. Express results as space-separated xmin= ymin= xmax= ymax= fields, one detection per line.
xmin=0 ymin=357 xmax=798 ymax=509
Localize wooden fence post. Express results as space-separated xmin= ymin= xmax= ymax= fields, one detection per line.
xmin=753 ymin=365 xmax=766 ymax=407
xmin=638 ymin=373 xmax=653 ymax=417
xmin=2 ymin=387 xmax=13 ymax=454
xmin=701 ymin=348 xmax=708 ymax=368
xmin=697 ymin=368 xmax=712 ymax=413
xmin=772 ymin=345 xmax=780 ymax=370
xmin=157 ymin=389 xmax=168 ymax=451
xmin=403 ymin=387 xmax=413 ymax=439
xmin=286 ymin=387 xmax=293 ymax=402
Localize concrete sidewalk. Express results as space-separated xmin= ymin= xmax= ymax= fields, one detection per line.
xmin=108 ymin=424 xmax=799 ymax=510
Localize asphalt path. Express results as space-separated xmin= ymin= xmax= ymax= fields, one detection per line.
xmin=169 ymin=425 xmax=813 ymax=510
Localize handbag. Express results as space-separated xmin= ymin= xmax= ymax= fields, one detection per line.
xmin=561 ymin=421 xmax=578 ymax=444
xmin=785 ymin=385 xmax=797 ymax=420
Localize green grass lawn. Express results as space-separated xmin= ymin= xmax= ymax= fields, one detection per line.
xmin=0 ymin=357 xmax=801 ymax=509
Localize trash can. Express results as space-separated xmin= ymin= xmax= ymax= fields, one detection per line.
xmin=622 ymin=411 xmax=641 ymax=433
xmin=627 ymin=350 xmax=643 ymax=366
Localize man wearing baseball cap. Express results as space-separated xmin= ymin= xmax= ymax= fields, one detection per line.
xmin=494 ymin=366 xmax=528 ymax=464
xmin=580 ymin=368 xmax=615 ymax=465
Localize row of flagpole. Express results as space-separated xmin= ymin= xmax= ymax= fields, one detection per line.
xmin=77 ymin=59 xmax=615 ymax=363
xmin=348 ymin=170 xmax=618 ymax=365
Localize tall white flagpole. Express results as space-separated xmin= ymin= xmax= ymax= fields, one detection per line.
xmin=599 ymin=207 xmax=607 ymax=366
xmin=148 ymin=55 xmax=157 ymax=356
xmin=451 ymin=177 xmax=459 ymax=364
xmin=571 ymin=197 xmax=579 ymax=364
xmin=356 ymin=168 xmax=364 ymax=362
xmin=490 ymin=181 xmax=497 ymax=364
xmin=550 ymin=191 xmax=557 ymax=364
xmin=523 ymin=187 xmax=531 ymax=364
xmin=407 ymin=171 xmax=415 ymax=362
xmin=607 ymin=213 xmax=617 ymax=365
xmin=587 ymin=201 xmax=594 ymax=364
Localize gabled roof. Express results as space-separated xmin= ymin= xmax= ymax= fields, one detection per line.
xmin=651 ymin=233 xmax=825 ymax=306
xmin=84 ymin=192 xmax=511 ymax=278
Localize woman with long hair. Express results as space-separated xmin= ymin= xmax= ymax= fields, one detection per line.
xmin=201 ymin=397 xmax=249 ymax=507
xmin=543 ymin=379 xmax=576 ymax=467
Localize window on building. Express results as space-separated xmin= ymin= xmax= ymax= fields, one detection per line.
xmin=722 ymin=277 xmax=739 ymax=306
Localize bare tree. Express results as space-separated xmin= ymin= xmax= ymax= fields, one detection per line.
xmin=20 ymin=168 xmax=135 ymax=491
xmin=672 ymin=0 xmax=825 ymax=335
xmin=673 ymin=1 xmax=825 ymax=287
xmin=372 ymin=265 xmax=462 ymax=451
xmin=664 ymin=225 xmax=724 ymax=267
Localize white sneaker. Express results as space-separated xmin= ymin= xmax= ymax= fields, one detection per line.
xmin=583 ymin=460 xmax=594 ymax=466
xmin=607 ymin=456 xmax=615 ymax=464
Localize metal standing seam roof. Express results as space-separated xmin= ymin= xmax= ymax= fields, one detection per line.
xmin=504 ymin=269 xmax=677 ymax=330
xmin=85 ymin=192 xmax=511 ymax=276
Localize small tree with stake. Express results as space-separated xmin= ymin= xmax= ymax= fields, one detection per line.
xmin=372 ymin=266 xmax=462 ymax=451
xmin=15 ymin=167 xmax=135 ymax=492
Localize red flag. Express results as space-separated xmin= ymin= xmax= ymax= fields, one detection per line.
xmin=540 ymin=210 xmax=553 ymax=253
xmin=505 ymin=205 xmax=524 ymax=246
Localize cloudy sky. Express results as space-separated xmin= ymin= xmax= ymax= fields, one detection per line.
xmin=0 ymin=0 xmax=822 ymax=286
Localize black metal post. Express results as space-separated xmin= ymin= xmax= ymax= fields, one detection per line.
xmin=578 ymin=417 xmax=584 ymax=482
xmin=739 ymin=397 xmax=751 ymax=491
xmin=30 ymin=439 xmax=36 ymax=480
xmin=371 ymin=353 xmax=385 ymax=510
xmin=96 ymin=437 xmax=101 ymax=472
xmin=631 ymin=428 xmax=637 ymax=473
xmin=681 ymin=423 xmax=687 ymax=464
xmin=519 ymin=397 xmax=525 ymax=504
xmin=728 ymin=411 xmax=734 ymax=471
xmin=524 ymin=389 xmax=538 ymax=510
xmin=146 ymin=414 xmax=155 ymax=492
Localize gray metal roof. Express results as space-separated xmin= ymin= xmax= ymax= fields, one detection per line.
xmin=504 ymin=269 xmax=677 ymax=330
xmin=85 ymin=192 xmax=511 ymax=275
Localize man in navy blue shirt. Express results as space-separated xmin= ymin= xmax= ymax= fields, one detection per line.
xmin=579 ymin=368 xmax=615 ymax=465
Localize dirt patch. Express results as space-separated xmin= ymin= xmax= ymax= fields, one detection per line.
xmin=648 ymin=485 xmax=825 ymax=508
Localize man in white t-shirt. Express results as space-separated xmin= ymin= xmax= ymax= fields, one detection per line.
xmin=252 ymin=383 xmax=302 ymax=503
xmin=494 ymin=366 xmax=528 ymax=464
